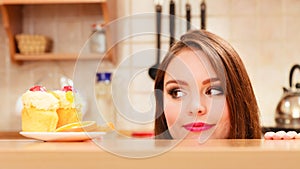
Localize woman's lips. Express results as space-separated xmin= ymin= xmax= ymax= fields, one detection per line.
xmin=183 ymin=122 xmax=215 ymax=132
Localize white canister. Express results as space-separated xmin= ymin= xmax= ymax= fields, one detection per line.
xmin=90 ymin=23 xmax=106 ymax=54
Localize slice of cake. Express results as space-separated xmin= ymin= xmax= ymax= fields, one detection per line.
xmin=53 ymin=86 xmax=83 ymax=128
xmin=21 ymin=85 xmax=59 ymax=132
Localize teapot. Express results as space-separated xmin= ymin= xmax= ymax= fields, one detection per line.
xmin=275 ymin=64 xmax=300 ymax=127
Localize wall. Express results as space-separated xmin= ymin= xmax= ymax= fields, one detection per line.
xmin=0 ymin=0 xmax=300 ymax=131
xmin=0 ymin=4 xmax=113 ymax=131
xmin=115 ymin=0 xmax=300 ymax=129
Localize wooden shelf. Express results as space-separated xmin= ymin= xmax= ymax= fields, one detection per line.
xmin=1 ymin=0 xmax=106 ymax=5
xmin=14 ymin=53 xmax=108 ymax=61
xmin=0 ymin=0 xmax=116 ymax=64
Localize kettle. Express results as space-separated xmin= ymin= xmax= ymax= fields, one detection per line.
xmin=275 ymin=64 xmax=300 ymax=127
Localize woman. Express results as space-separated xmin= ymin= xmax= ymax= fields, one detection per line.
xmin=154 ymin=30 xmax=261 ymax=139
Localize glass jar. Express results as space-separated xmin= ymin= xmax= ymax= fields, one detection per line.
xmin=90 ymin=23 xmax=106 ymax=53
xmin=95 ymin=72 xmax=115 ymax=125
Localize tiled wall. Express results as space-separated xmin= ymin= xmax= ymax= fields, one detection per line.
xmin=23 ymin=4 xmax=104 ymax=53
xmin=0 ymin=4 xmax=110 ymax=131
xmin=116 ymin=0 xmax=300 ymax=129
xmin=1 ymin=0 xmax=300 ymax=131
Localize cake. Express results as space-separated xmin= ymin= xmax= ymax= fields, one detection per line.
xmin=53 ymin=86 xmax=83 ymax=128
xmin=21 ymin=85 xmax=59 ymax=132
xmin=21 ymin=85 xmax=83 ymax=132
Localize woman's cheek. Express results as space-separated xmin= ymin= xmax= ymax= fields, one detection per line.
xmin=164 ymin=101 xmax=180 ymax=127
xmin=211 ymin=105 xmax=231 ymax=139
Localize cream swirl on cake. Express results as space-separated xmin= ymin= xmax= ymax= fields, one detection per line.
xmin=22 ymin=90 xmax=59 ymax=110
xmin=52 ymin=87 xmax=83 ymax=110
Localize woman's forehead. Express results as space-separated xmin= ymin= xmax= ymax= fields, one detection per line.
xmin=164 ymin=49 xmax=217 ymax=83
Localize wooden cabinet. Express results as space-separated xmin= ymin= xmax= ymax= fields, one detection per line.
xmin=0 ymin=0 xmax=116 ymax=64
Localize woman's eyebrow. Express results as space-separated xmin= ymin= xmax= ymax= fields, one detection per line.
xmin=202 ymin=77 xmax=220 ymax=85
xmin=165 ymin=78 xmax=220 ymax=86
xmin=165 ymin=80 xmax=188 ymax=86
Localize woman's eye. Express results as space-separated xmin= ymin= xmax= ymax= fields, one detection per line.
xmin=168 ymin=88 xmax=186 ymax=99
xmin=205 ymin=86 xmax=224 ymax=96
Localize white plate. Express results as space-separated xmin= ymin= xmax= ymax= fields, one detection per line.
xmin=19 ymin=131 xmax=106 ymax=142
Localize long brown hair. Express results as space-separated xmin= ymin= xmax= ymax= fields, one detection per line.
xmin=154 ymin=30 xmax=261 ymax=139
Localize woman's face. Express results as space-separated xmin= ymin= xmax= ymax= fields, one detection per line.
xmin=163 ymin=48 xmax=230 ymax=140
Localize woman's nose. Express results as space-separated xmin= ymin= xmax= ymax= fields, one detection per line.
xmin=189 ymin=99 xmax=206 ymax=116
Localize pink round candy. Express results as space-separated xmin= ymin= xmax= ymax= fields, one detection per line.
xmin=273 ymin=131 xmax=286 ymax=140
xmin=283 ymin=131 xmax=297 ymax=139
xmin=264 ymin=132 xmax=275 ymax=140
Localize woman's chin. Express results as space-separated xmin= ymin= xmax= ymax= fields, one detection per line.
xmin=185 ymin=132 xmax=203 ymax=139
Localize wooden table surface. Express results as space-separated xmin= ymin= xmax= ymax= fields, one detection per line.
xmin=1 ymin=134 xmax=300 ymax=169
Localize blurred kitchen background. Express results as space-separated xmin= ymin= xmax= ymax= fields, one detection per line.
xmin=0 ymin=0 xmax=300 ymax=132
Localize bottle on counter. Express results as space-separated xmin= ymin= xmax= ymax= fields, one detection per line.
xmin=95 ymin=72 xmax=115 ymax=126
xmin=90 ymin=23 xmax=106 ymax=54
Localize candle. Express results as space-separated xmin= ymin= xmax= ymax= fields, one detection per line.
xmin=170 ymin=0 xmax=175 ymax=47
xmin=186 ymin=0 xmax=191 ymax=31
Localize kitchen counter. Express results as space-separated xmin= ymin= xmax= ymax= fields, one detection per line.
xmin=1 ymin=136 xmax=300 ymax=169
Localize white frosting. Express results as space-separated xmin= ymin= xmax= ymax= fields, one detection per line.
xmin=53 ymin=90 xmax=83 ymax=109
xmin=22 ymin=91 xmax=59 ymax=110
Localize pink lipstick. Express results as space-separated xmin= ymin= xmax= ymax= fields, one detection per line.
xmin=183 ymin=122 xmax=215 ymax=132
